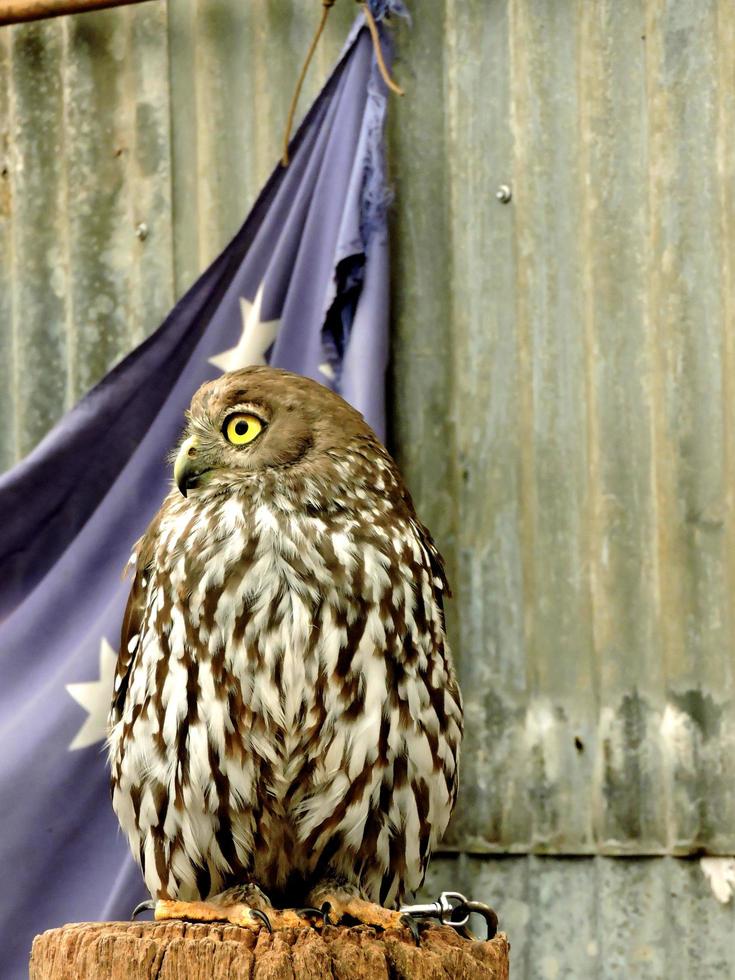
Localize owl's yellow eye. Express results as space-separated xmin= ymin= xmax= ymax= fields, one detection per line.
xmin=224 ymin=413 xmax=263 ymax=446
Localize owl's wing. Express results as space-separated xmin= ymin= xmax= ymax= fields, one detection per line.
xmin=110 ymin=528 xmax=156 ymax=724
xmin=421 ymin=523 xmax=451 ymax=595
xmin=394 ymin=470 xmax=452 ymax=601
xmin=412 ymin=516 xmax=452 ymax=629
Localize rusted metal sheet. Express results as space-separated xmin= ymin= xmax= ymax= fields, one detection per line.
xmin=417 ymin=0 xmax=735 ymax=858
xmin=423 ymin=855 xmax=735 ymax=980
xmin=2 ymin=1 xmax=735 ymax=973
xmin=0 ymin=2 xmax=173 ymax=465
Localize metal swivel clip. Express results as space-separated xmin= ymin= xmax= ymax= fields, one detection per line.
xmin=400 ymin=890 xmax=498 ymax=941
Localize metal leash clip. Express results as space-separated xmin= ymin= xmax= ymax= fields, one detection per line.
xmin=400 ymin=890 xmax=498 ymax=941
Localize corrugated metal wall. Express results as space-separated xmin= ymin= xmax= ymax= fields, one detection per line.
xmin=2 ymin=1 xmax=735 ymax=975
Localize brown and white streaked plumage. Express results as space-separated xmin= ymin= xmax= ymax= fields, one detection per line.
xmin=108 ymin=366 xmax=462 ymax=931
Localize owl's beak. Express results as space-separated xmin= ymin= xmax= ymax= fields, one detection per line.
xmin=174 ymin=436 xmax=207 ymax=497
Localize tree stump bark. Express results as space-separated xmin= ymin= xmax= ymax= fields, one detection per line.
xmin=30 ymin=920 xmax=509 ymax=979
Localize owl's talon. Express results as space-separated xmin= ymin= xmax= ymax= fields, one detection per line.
xmin=320 ymin=901 xmax=333 ymax=926
xmin=400 ymin=913 xmax=422 ymax=946
xmin=131 ymin=900 xmax=155 ymax=920
xmin=249 ymin=908 xmax=273 ymax=932
xmin=306 ymin=892 xmax=409 ymax=933
xmin=296 ymin=906 xmax=329 ymax=927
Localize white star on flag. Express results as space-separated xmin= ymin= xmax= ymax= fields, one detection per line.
xmin=209 ymin=281 xmax=280 ymax=372
xmin=66 ymin=637 xmax=117 ymax=751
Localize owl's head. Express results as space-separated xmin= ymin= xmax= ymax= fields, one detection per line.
xmin=172 ymin=366 xmax=376 ymax=497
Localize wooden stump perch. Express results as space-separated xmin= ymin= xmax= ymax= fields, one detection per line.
xmin=30 ymin=920 xmax=509 ymax=979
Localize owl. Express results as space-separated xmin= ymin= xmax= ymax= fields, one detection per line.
xmin=108 ymin=366 xmax=463 ymax=934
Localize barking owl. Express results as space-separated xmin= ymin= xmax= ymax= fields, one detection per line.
xmin=108 ymin=366 xmax=463 ymax=933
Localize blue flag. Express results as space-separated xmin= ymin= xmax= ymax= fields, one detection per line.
xmin=0 ymin=7 xmax=399 ymax=975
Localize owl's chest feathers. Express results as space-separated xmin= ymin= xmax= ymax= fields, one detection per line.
xmin=149 ymin=495 xmax=394 ymax=768
xmin=159 ymin=500 xmax=319 ymax=727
